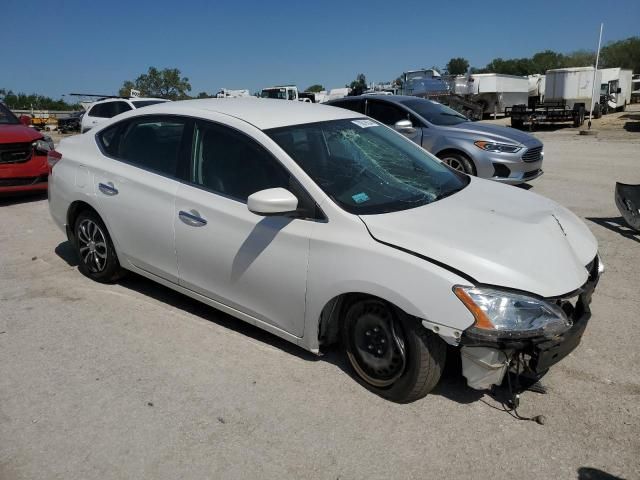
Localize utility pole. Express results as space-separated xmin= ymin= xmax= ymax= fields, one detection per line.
xmin=588 ymin=23 xmax=604 ymax=130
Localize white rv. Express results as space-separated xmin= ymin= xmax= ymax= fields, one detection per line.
xmin=455 ymin=73 xmax=529 ymax=115
xmin=545 ymin=67 xmax=603 ymax=116
xmin=599 ymin=68 xmax=633 ymax=112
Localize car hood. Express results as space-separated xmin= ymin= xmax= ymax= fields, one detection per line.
xmin=359 ymin=178 xmax=597 ymax=297
xmin=0 ymin=124 xmax=43 ymax=143
xmin=444 ymin=122 xmax=541 ymax=147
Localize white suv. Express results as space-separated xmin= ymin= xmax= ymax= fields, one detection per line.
xmin=81 ymin=97 xmax=169 ymax=133
xmin=49 ymin=99 xmax=601 ymax=403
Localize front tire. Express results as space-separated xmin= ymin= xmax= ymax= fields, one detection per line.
xmin=341 ymin=298 xmax=446 ymax=403
xmin=438 ymin=152 xmax=476 ymax=176
xmin=74 ymin=211 xmax=125 ymax=283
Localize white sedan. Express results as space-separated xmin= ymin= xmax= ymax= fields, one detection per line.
xmin=49 ymin=99 xmax=602 ymax=403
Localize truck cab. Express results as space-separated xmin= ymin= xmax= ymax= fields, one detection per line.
xmin=260 ymin=85 xmax=299 ymax=101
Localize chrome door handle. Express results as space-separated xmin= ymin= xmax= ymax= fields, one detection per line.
xmin=179 ymin=210 xmax=207 ymax=227
xmin=98 ymin=182 xmax=118 ymax=195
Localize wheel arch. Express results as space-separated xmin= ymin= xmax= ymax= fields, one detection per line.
xmin=434 ymin=148 xmax=477 ymax=175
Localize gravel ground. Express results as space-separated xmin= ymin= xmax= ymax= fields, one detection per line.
xmin=1 ymin=107 xmax=639 ymax=480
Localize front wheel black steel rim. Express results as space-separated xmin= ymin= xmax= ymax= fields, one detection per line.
xmin=77 ymin=219 xmax=108 ymax=273
xmin=346 ymin=301 xmax=407 ymax=388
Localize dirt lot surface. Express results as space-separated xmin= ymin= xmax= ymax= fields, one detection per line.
xmin=2 ymin=107 xmax=639 ymax=480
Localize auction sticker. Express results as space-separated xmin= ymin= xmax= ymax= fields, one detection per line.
xmin=351 ymin=119 xmax=378 ymax=128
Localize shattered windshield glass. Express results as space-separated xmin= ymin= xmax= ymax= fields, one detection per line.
xmin=266 ymin=119 xmax=469 ymax=214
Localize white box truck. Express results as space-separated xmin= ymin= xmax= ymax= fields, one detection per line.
xmin=599 ymin=68 xmax=633 ymax=113
xmin=508 ymin=67 xmax=603 ymax=130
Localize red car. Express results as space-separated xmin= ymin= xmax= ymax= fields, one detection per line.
xmin=0 ymin=102 xmax=56 ymax=194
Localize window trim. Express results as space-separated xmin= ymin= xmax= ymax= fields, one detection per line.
xmin=183 ymin=118 xmax=327 ymax=222
xmin=95 ymin=114 xmax=193 ymax=182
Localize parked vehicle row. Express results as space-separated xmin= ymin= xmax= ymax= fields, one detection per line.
xmin=48 ymin=99 xmax=601 ymax=402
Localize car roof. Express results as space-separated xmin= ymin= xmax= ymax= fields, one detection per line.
xmin=91 ymin=97 xmax=168 ymax=105
xmin=327 ymin=94 xmax=423 ymax=106
xmin=135 ymin=98 xmax=363 ymax=129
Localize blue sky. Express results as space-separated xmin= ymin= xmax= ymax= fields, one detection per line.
xmin=2 ymin=0 xmax=639 ymax=99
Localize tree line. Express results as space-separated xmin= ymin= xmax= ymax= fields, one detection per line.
xmin=445 ymin=36 xmax=639 ymax=76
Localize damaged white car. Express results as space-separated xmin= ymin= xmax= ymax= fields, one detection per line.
xmin=48 ymin=99 xmax=602 ymax=403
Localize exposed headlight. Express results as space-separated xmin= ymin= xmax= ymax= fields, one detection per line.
xmin=454 ymin=286 xmax=572 ymax=338
xmin=33 ymin=136 xmax=55 ymax=154
xmin=474 ymin=140 xmax=522 ymax=153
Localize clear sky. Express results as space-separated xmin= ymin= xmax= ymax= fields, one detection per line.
xmin=2 ymin=0 xmax=639 ymax=99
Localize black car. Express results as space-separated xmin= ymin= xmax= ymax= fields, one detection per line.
xmin=57 ymin=111 xmax=84 ymax=133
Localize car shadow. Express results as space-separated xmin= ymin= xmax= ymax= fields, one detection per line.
xmin=516 ymin=183 xmax=533 ymax=190
xmin=55 ymin=240 xmax=507 ymax=407
xmin=0 ymin=191 xmax=47 ymax=207
xmin=586 ymin=216 xmax=640 ymax=243
xmin=577 ymin=467 xmax=625 ymax=480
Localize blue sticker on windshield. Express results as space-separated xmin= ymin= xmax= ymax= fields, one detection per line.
xmin=352 ymin=192 xmax=370 ymax=204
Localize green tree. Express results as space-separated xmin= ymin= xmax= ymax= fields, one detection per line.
xmin=531 ymin=50 xmax=565 ymax=72
xmin=446 ymin=57 xmax=469 ymax=75
xmin=305 ymin=84 xmax=324 ymax=93
xmin=196 ymin=91 xmax=213 ymax=98
xmin=349 ymin=73 xmax=367 ymax=95
xmin=119 ymin=67 xmax=192 ymax=100
xmin=563 ymin=49 xmax=595 ymax=67
xmin=1 ymin=89 xmax=79 ymax=110
xmin=601 ymin=36 xmax=640 ymax=73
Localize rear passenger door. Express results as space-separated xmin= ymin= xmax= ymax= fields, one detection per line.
xmin=365 ymin=99 xmax=422 ymax=145
xmin=94 ymin=115 xmax=190 ymax=283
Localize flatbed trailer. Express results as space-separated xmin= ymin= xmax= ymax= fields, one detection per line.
xmin=505 ymin=101 xmax=585 ymax=130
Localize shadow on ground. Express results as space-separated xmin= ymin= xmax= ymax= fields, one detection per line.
xmin=55 ymin=240 xmax=519 ymax=409
xmin=577 ymin=467 xmax=625 ymax=480
xmin=586 ymin=216 xmax=640 ymax=243
xmin=0 ymin=191 xmax=47 ymax=207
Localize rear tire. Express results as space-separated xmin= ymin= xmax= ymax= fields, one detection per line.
xmin=341 ymin=297 xmax=446 ymax=403
xmin=437 ymin=152 xmax=476 ymax=176
xmin=74 ymin=210 xmax=125 ymax=283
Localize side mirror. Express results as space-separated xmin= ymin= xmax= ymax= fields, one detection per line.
xmin=19 ymin=115 xmax=31 ymax=126
xmin=247 ymin=188 xmax=298 ymax=216
xmin=617 ymin=87 xmax=622 ymax=94
xmin=394 ymin=119 xmax=415 ymax=132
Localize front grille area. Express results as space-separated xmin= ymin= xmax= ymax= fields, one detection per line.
xmin=522 ymin=146 xmax=543 ymax=162
xmin=0 ymin=142 xmax=33 ymax=164
xmin=0 ymin=175 xmax=48 ymax=187
xmin=492 ymin=163 xmax=511 ymax=178
xmin=523 ymin=169 xmax=541 ymax=179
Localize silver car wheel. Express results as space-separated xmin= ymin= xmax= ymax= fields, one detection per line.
xmin=77 ymin=219 xmax=108 ymax=273
xmin=442 ymin=157 xmax=466 ymax=172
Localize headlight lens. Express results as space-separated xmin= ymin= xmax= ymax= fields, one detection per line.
xmin=33 ymin=137 xmax=55 ymax=154
xmin=454 ymin=286 xmax=572 ymax=338
xmin=474 ymin=140 xmax=522 ymax=153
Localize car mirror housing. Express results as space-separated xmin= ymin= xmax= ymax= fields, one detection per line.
xmin=19 ymin=115 xmax=31 ymax=127
xmin=394 ymin=119 xmax=415 ymax=133
xmin=247 ymin=188 xmax=298 ymax=216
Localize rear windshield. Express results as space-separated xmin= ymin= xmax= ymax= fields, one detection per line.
xmin=132 ymin=100 xmax=167 ymax=108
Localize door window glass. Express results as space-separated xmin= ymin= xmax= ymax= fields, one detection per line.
xmin=330 ymin=99 xmax=364 ymax=114
xmin=366 ymin=100 xmax=408 ymax=125
xmin=111 ymin=101 xmax=132 ymax=116
xmin=98 ymin=117 xmax=186 ymax=177
xmin=190 ymin=121 xmax=291 ymax=202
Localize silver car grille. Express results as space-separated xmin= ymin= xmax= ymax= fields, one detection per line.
xmin=522 ymin=146 xmax=543 ymax=163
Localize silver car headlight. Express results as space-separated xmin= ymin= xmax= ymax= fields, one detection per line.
xmin=33 ymin=136 xmax=55 ymax=154
xmin=453 ymin=286 xmax=572 ymax=338
xmin=473 ymin=140 xmax=522 ymax=153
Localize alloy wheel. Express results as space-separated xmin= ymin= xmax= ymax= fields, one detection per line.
xmin=442 ymin=157 xmax=466 ymax=172
xmin=77 ymin=219 xmax=108 ymax=273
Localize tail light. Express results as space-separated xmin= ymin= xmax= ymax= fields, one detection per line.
xmin=47 ymin=150 xmax=62 ymax=169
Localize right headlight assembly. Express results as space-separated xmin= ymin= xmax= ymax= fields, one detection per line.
xmin=453 ymin=286 xmax=572 ymax=339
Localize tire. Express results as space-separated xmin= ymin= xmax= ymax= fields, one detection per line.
xmin=511 ymin=118 xmax=524 ymax=129
xmin=593 ymin=103 xmax=602 ymax=119
xmin=74 ymin=210 xmax=125 ymax=283
xmin=437 ymin=152 xmax=476 ymax=176
xmin=341 ymin=297 xmax=446 ymax=403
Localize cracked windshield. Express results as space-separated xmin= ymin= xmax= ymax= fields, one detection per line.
xmin=267 ymin=119 xmax=468 ymax=214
